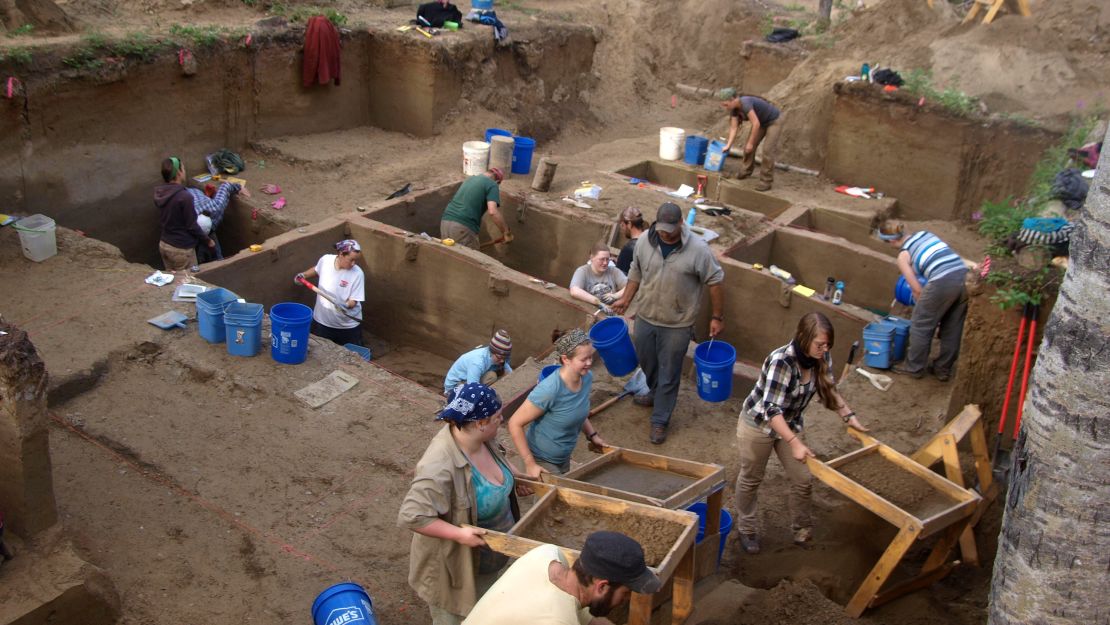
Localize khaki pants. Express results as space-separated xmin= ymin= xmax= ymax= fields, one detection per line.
xmin=440 ymin=220 xmax=480 ymax=250
xmin=159 ymin=240 xmax=197 ymax=272
xmin=738 ymin=113 xmax=786 ymax=185
xmin=733 ymin=418 xmax=812 ymax=535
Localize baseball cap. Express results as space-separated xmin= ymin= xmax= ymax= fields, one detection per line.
xmin=654 ymin=202 xmax=682 ymax=234
xmin=578 ymin=531 xmax=662 ymax=594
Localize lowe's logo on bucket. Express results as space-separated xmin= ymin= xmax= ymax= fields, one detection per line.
xmin=325 ymin=606 xmax=367 ymax=625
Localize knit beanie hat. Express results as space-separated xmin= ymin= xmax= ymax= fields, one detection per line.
xmin=489 ymin=329 xmax=512 ymax=356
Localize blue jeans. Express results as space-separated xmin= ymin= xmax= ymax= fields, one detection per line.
xmin=633 ymin=319 xmax=693 ymax=428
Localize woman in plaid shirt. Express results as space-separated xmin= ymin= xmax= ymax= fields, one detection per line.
xmin=734 ymin=312 xmax=868 ymax=554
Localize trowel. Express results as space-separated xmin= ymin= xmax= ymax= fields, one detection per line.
xmin=147 ymin=310 xmax=190 ymax=330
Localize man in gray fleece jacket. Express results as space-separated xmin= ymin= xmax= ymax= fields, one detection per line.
xmin=612 ymin=202 xmax=725 ymax=444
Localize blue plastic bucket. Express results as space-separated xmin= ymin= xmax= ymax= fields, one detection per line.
xmin=704 ymin=140 xmax=727 ymax=172
xmin=588 ymin=317 xmax=638 ymax=377
xmin=694 ymin=340 xmax=737 ymax=402
xmin=471 ymin=0 xmax=493 ymax=9
xmin=539 ymin=364 xmax=560 ymax=382
xmin=270 ymin=302 xmax=313 ymax=365
xmin=484 ymin=127 xmax=512 ymax=143
xmin=224 ymin=302 xmax=264 ymax=357
xmin=894 ymin=275 xmax=927 ymax=306
xmin=862 ymin=322 xmax=895 ymax=370
xmin=884 ymin=317 xmax=911 ymax=362
xmin=687 ymin=502 xmax=733 ymax=567
xmin=344 ymin=343 xmax=372 ymax=361
xmin=312 ymin=582 xmax=377 ymax=625
xmin=511 ymin=137 xmax=536 ymax=175
xmin=195 ymin=288 xmax=239 ymax=344
xmin=684 ymin=136 xmax=709 ymax=166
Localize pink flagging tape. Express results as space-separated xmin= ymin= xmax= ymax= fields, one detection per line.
xmin=5 ymin=77 xmax=20 ymax=99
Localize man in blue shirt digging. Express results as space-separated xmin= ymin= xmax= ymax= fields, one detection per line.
xmin=443 ymin=330 xmax=514 ymax=396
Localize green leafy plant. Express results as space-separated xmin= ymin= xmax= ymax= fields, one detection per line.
xmin=0 ymin=46 xmax=33 ymax=66
xmin=902 ymin=69 xmax=980 ymax=117
xmin=269 ymin=4 xmax=347 ymax=26
xmin=169 ymin=23 xmax=225 ymax=48
xmin=7 ymin=24 xmax=35 ymax=37
xmin=976 ymin=115 xmax=1098 ymax=309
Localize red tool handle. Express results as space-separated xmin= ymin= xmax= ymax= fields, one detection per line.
xmin=998 ymin=304 xmax=1030 ymax=435
xmin=1013 ymin=305 xmax=1039 ymax=440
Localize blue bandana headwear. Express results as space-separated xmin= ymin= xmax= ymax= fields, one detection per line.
xmin=438 ymin=383 xmax=502 ymax=424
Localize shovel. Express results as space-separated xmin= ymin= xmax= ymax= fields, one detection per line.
xmin=147 ymin=310 xmax=190 ymax=330
xmin=296 ymin=276 xmax=363 ymax=322
xmin=588 ymin=369 xmax=650 ymax=418
xmin=855 ymin=367 xmax=893 ymax=392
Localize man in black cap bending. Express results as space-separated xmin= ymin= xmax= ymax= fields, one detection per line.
xmin=611 ymin=202 xmax=725 ymax=445
xmin=462 ymin=531 xmax=662 ymax=624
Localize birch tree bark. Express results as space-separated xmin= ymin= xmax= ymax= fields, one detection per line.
xmin=988 ymin=127 xmax=1110 ymax=623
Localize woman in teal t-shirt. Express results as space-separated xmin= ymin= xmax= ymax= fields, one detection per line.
xmin=509 ymin=328 xmax=610 ymax=477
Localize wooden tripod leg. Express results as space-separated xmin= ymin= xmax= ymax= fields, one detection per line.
xmin=962 ymin=1 xmax=983 ymax=23
xmin=846 ymin=525 xmax=920 ymax=617
xmin=629 ymin=591 xmax=652 ymax=625
xmin=983 ymin=0 xmax=1006 ymax=23
xmin=671 ymin=545 xmax=696 ymax=624
xmin=922 ymin=520 xmax=968 ymax=574
xmin=935 ymin=435 xmax=980 ymax=567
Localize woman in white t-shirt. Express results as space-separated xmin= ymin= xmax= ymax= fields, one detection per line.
xmin=295 ymin=239 xmax=366 ymax=347
xmin=568 ymin=242 xmax=627 ymax=314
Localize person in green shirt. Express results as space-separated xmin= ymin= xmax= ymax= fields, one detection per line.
xmin=440 ymin=168 xmax=513 ymax=249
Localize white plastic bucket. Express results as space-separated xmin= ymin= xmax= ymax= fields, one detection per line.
xmin=659 ymin=127 xmax=686 ymax=161
xmin=463 ymin=141 xmax=490 ymax=176
xmin=14 ymin=214 xmax=57 ymax=262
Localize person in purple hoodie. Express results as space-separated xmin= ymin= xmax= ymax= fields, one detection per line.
xmin=154 ymin=156 xmax=213 ymax=271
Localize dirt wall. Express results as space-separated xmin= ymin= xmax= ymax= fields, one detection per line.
xmin=613 ymin=160 xmax=791 ymax=219
xmin=825 ymin=82 xmax=1061 ymax=221
xmin=730 ymin=228 xmax=900 ymax=313
xmin=711 ymin=257 xmax=873 ymax=368
xmin=789 ymin=206 xmax=895 ymax=256
xmin=738 ymin=40 xmax=807 ymax=96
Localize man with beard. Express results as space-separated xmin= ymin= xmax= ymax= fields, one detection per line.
xmin=462 ymin=531 xmax=661 ymax=624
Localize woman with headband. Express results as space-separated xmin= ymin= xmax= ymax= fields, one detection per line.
xmin=294 ymin=239 xmax=366 ymax=347
xmin=155 ymin=156 xmax=213 ymax=272
xmin=399 ymin=383 xmax=524 ymax=624
xmin=508 ymin=328 xmax=609 ymax=478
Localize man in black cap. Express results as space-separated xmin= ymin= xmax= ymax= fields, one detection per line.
xmin=612 ymin=202 xmax=725 ymax=444
xmin=462 ymin=531 xmax=662 ymax=624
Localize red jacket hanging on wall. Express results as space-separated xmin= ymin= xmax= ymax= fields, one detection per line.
xmin=303 ymin=16 xmax=341 ymax=88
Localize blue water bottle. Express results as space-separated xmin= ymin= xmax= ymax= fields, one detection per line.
xmin=832 ymin=281 xmax=845 ymax=305
xmin=686 ymin=207 xmax=697 ymax=226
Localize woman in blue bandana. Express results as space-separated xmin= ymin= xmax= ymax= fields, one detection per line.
xmin=398 ymin=383 xmax=524 ymax=625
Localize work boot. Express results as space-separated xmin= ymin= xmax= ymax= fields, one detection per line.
xmin=793 ymin=527 xmax=813 ymax=546
xmin=739 ymin=533 xmax=761 ymax=554
xmin=650 ymin=425 xmax=668 ymax=445
xmin=755 ymin=181 xmax=773 ymax=192
xmin=633 ymin=393 xmax=654 ymax=407
xmin=928 ymin=362 xmax=951 ymax=382
xmin=735 ymin=170 xmax=753 ymax=180
xmin=891 ymin=365 xmax=925 ymax=379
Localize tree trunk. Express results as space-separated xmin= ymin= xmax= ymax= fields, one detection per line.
xmin=818 ymin=0 xmax=833 ymax=29
xmin=987 ymin=127 xmax=1110 ymax=622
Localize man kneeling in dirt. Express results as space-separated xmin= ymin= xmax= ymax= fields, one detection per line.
xmin=462 ymin=531 xmax=661 ymax=625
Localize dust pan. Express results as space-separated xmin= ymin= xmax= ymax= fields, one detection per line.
xmin=147 ymin=310 xmax=189 ymax=330
xmin=855 ymin=367 xmax=893 ymax=392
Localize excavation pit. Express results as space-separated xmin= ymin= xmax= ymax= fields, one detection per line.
xmin=612 ymin=160 xmax=792 ymax=220
xmin=726 ymin=227 xmax=900 ymax=313
xmin=364 ymin=184 xmax=616 ymax=288
xmin=195 ymin=216 xmax=594 ymax=389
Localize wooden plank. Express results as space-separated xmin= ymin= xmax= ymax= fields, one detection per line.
xmin=671 ymin=545 xmax=696 ymax=625
xmin=920 ymin=499 xmax=978 ymax=538
xmin=962 ymin=0 xmax=983 ymax=23
xmin=509 ymin=485 xmax=558 ymax=535
xmin=808 ymin=457 xmax=920 ymax=530
xmin=704 ymin=490 xmax=723 ymax=535
xmin=665 ymin=472 xmax=727 ymax=510
xmin=845 ymin=525 xmax=920 ymax=618
xmin=912 ymin=405 xmax=981 ymax=467
xmin=874 ymin=445 xmax=977 ymax=503
xmin=693 ymin=534 xmax=721 ymax=581
xmin=1015 ymin=0 xmax=1032 ymax=16
xmin=555 ymin=488 xmax=697 ymax=526
xmin=617 ymin=448 xmax=724 ymax=479
xmin=869 ymin=562 xmax=957 ymax=609
xmin=826 ymin=443 xmax=880 ymax=469
xmin=542 ymin=474 xmax=667 ymax=507
xmin=478 ymin=528 xmax=579 ymax=563
xmin=968 ymin=419 xmax=995 ymax=496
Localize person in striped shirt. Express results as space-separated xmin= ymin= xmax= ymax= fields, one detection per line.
xmin=877 ymin=220 xmax=969 ymax=381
